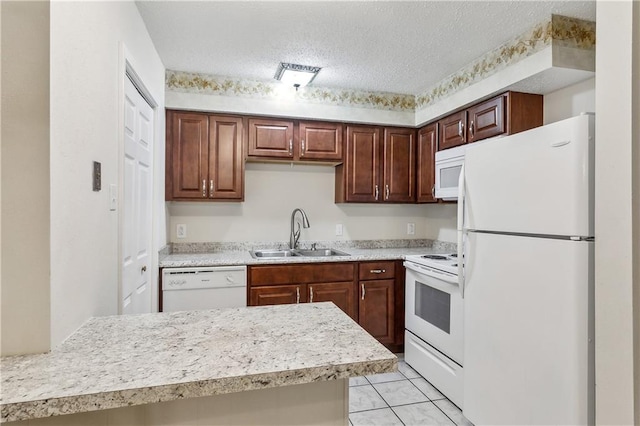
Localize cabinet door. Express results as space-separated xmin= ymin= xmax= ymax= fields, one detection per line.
xmin=358 ymin=279 xmax=395 ymax=344
xmin=169 ymin=112 xmax=209 ymax=199
xmin=416 ymin=123 xmax=438 ymax=203
xmin=299 ymin=121 xmax=343 ymax=161
xmin=309 ymin=282 xmax=357 ymax=320
xmin=247 ymin=118 xmax=294 ymax=158
xmin=382 ymin=128 xmax=415 ymax=202
xmin=250 ymin=284 xmax=307 ymax=306
xmin=438 ymin=111 xmax=467 ymax=150
xmin=467 ymin=95 xmax=505 ymax=143
xmin=209 ymin=115 xmax=244 ymax=200
xmin=344 ymin=125 xmax=381 ymax=202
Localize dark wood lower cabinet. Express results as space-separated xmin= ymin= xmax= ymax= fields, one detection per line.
xmin=358 ymin=279 xmax=395 ymax=344
xmin=250 ymin=284 xmax=306 ymax=306
xmin=247 ymin=261 xmax=403 ymax=350
xmin=309 ymin=281 xmax=357 ymax=320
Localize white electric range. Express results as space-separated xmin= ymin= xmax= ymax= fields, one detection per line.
xmin=403 ymin=252 xmax=463 ymax=408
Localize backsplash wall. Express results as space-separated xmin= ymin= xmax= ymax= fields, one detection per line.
xmin=168 ymin=162 xmax=458 ymax=244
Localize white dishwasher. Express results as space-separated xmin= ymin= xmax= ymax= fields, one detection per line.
xmin=162 ymin=266 xmax=247 ymax=312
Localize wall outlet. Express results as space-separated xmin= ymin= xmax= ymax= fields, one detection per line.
xmin=176 ymin=224 xmax=187 ymax=239
xmin=335 ymin=224 xmax=343 ymax=236
xmin=407 ymin=222 xmax=415 ymax=235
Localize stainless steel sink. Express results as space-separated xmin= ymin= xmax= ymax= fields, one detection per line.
xmin=249 ymin=249 xmax=298 ymax=259
xmin=249 ymin=248 xmax=350 ymax=259
xmin=293 ymin=248 xmax=350 ymax=257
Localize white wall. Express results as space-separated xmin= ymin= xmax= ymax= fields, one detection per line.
xmin=169 ymin=162 xmax=457 ymax=243
xmin=1 ymin=1 xmax=51 ymax=356
xmin=594 ymin=0 xmax=639 ymax=423
xmin=50 ymin=1 xmax=165 ymax=347
xmin=543 ymin=77 xmax=595 ymax=124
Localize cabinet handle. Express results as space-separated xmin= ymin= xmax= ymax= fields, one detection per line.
xmin=141 ymin=265 xmax=147 ymax=273
xmin=210 ymin=179 xmax=214 ymax=196
xmin=469 ymin=121 xmax=475 ymax=137
xmin=458 ymin=121 xmax=464 ymax=138
xmin=385 ymin=184 xmax=390 ymax=200
xmin=289 ymin=139 xmax=293 ymax=156
xmin=301 ymin=139 xmax=305 ymax=156
xmin=431 ymin=184 xmax=436 ymax=198
xmin=374 ymin=184 xmax=379 ymax=201
xmin=296 ymin=286 xmax=300 ymax=304
xmin=361 ymin=283 xmax=365 ymax=300
xmin=309 ymin=286 xmax=313 ymax=303
xmin=370 ymin=269 xmax=386 ymax=274
xmin=202 ymin=179 xmax=206 ymax=197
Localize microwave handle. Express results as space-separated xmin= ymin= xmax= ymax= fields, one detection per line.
xmin=457 ymin=164 xmax=466 ymax=298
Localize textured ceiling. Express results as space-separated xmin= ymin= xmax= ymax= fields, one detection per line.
xmin=136 ymin=1 xmax=595 ymax=95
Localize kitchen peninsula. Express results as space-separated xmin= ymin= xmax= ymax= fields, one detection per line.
xmin=1 ymin=303 xmax=396 ymax=425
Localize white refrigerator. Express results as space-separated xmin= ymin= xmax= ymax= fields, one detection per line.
xmin=458 ymin=114 xmax=595 ymax=425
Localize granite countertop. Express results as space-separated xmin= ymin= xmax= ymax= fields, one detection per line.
xmin=0 ymin=303 xmax=396 ymax=423
xmin=159 ymin=239 xmax=457 ymax=268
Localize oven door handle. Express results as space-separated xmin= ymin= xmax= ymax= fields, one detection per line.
xmin=403 ymin=261 xmax=458 ymax=285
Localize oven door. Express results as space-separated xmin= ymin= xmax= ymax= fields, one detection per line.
xmin=404 ymin=261 xmax=463 ymax=365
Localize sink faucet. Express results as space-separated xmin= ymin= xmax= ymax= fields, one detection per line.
xmin=290 ymin=208 xmax=310 ymax=249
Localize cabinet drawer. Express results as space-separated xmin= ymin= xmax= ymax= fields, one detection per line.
xmin=249 ymin=263 xmax=356 ymax=286
xmin=359 ymin=261 xmax=395 ymax=280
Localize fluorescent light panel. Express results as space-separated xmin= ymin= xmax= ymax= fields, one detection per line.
xmin=274 ymin=62 xmax=321 ymax=88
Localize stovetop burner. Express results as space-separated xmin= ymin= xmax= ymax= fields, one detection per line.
xmin=405 ymin=252 xmax=459 ymax=275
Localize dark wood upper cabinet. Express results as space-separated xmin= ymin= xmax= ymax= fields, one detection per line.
xmin=247 ymin=118 xmax=343 ymax=162
xmin=209 ymin=115 xmax=244 ymax=200
xmin=336 ymin=125 xmax=415 ymax=203
xmin=383 ymin=128 xmax=416 ymax=202
xmin=166 ymin=111 xmax=244 ymax=201
xmin=467 ymin=95 xmax=505 ymax=143
xmin=337 ymin=125 xmax=381 ymax=203
xmin=168 ymin=112 xmax=209 ymax=200
xmin=298 ymin=121 xmax=343 ymax=161
xmin=437 ymin=91 xmax=543 ymax=151
xmin=438 ymin=110 xmax=467 ymax=150
xmin=247 ymin=118 xmax=294 ymax=158
xmin=416 ymin=123 xmax=438 ymax=203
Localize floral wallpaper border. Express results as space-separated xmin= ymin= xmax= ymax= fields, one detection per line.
xmin=414 ymin=14 xmax=596 ymax=109
xmin=166 ymin=15 xmax=595 ymax=113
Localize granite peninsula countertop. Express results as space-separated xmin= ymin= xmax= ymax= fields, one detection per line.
xmin=160 ymin=239 xmax=457 ymax=268
xmin=0 ymin=303 xmax=396 ymax=423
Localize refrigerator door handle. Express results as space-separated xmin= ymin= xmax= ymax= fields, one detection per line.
xmin=457 ymin=164 xmax=466 ymax=298
xmin=457 ymin=164 xmax=466 ymax=231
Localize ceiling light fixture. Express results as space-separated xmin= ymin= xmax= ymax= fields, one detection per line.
xmin=274 ymin=62 xmax=321 ymax=90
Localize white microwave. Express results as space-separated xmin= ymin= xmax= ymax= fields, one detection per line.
xmin=434 ymin=144 xmax=466 ymax=200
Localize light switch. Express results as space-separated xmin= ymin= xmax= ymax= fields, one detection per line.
xmin=109 ymin=184 xmax=117 ymax=211
xmin=177 ymin=224 xmax=187 ymax=239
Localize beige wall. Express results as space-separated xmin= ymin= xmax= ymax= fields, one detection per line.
xmin=49 ymin=1 xmax=165 ymax=347
xmin=1 ymin=1 xmax=51 ymax=356
xmin=543 ymin=77 xmax=595 ymax=124
xmin=595 ymin=0 xmax=639 ymax=424
xmin=169 ymin=162 xmax=458 ymax=243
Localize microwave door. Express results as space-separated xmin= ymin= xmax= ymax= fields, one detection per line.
xmin=435 ymin=159 xmax=463 ymax=200
xmin=435 ymin=145 xmax=466 ymax=200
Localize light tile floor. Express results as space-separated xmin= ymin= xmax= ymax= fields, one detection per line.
xmin=349 ymin=354 xmax=473 ymax=426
